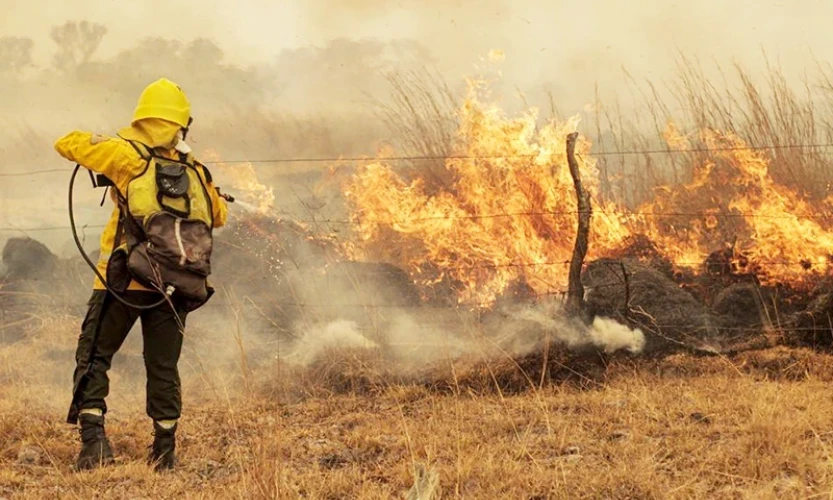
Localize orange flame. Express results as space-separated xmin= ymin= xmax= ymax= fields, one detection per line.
xmin=343 ymin=82 xmax=833 ymax=304
xmin=200 ymin=150 xmax=275 ymax=215
xmin=634 ymin=128 xmax=833 ymax=283
xmin=344 ymin=83 xmax=631 ymax=305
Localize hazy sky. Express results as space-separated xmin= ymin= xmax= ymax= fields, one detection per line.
xmin=4 ymin=0 xmax=832 ymax=93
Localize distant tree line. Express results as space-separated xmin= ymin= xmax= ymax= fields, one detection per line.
xmin=0 ymin=20 xmax=437 ymax=115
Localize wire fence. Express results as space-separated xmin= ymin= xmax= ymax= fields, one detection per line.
xmin=1 ymin=211 xmax=832 ymax=271
xmin=4 ymin=140 xmax=833 ymax=178
xmin=2 ymin=142 xmax=833 ymax=291
xmin=3 ymin=141 xmax=833 ymax=230
xmin=6 ymin=204 xmax=833 ymax=233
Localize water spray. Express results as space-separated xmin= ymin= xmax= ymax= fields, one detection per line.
xmin=214 ymin=185 xmax=275 ymax=215
xmin=230 ymin=199 xmax=261 ymax=214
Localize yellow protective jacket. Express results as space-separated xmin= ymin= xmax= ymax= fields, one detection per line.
xmin=55 ymin=118 xmax=228 ymax=292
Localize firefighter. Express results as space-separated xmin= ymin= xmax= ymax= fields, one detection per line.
xmin=54 ymin=78 xmax=229 ymax=471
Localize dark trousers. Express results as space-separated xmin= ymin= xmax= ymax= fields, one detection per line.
xmin=69 ymin=290 xmax=187 ymax=423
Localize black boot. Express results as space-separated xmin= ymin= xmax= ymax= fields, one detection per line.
xmin=75 ymin=413 xmax=115 ymax=471
xmin=149 ymin=421 xmax=177 ymax=471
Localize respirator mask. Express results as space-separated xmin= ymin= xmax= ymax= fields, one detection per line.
xmin=174 ymin=116 xmax=193 ymax=154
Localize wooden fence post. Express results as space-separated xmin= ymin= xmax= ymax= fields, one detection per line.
xmin=565 ymin=132 xmax=591 ymax=319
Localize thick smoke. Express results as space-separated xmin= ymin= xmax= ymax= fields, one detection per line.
xmin=284 ymin=320 xmax=380 ymax=366
xmin=588 ymin=317 xmax=646 ymax=354
xmin=279 ymin=298 xmax=645 ymax=372
xmin=2 ymin=0 xmax=830 ymax=120
xmin=486 ymin=302 xmax=645 ymax=357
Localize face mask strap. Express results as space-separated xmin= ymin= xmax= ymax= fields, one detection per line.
xmin=181 ymin=116 xmax=194 ymax=141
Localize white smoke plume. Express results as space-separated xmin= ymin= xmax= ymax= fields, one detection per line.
xmin=281 ymin=301 xmax=644 ymax=371
xmin=283 ymin=319 xmax=379 ymax=366
xmin=500 ymin=301 xmax=645 ymax=354
xmin=587 ymin=317 xmax=645 ymax=354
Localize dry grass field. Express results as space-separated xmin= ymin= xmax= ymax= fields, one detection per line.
xmin=2 ymin=314 xmax=833 ymax=499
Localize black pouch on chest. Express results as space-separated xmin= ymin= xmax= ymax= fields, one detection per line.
xmin=155 ymin=159 xmax=191 ymax=218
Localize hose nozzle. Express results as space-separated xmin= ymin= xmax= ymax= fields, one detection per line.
xmin=215 ymin=187 xmax=235 ymax=203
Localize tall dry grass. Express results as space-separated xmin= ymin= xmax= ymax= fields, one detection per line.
xmin=370 ymin=69 xmax=458 ymax=194
xmin=370 ymin=57 xmax=833 ymax=211
xmin=592 ymin=56 xmax=833 ymax=206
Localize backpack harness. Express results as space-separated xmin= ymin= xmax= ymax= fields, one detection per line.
xmin=103 ymin=139 xmax=217 ymax=313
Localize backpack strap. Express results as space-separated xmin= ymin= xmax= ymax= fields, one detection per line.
xmin=195 ymin=160 xmax=213 ymax=184
xmin=191 ymin=159 xmax=216 ymax=229
xmin=120 ymin=137 xmax=214 ymax=226
xmin=124 ymin=139 xmax=154 ymax=176
xmin=114 ymin=137 xmax=153 ymax=242
xmin=123 ymin=138 xmax=150 ymax=159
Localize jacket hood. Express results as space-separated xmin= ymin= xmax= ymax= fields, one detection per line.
xmin=118 ymin=118 xmax=181 ymax=150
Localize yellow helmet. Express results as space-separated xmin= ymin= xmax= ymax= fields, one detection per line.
xmin=132 ymin=78 xmax=191 ymax=128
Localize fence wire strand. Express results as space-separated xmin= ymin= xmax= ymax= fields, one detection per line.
xmin=2 ymin=142 xmax=833 ymax=307
xmin=7 ymin=205 xmax=833 ymax=233
xmin=4 ymin=140 xmax=833 ymax=178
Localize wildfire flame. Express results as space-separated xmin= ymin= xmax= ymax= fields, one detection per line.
xmin=344 ymin=80 xmax=833 ymax=305
xmin=200 ymin=150 xmax=275 ymax=215
xmin=633 ymin=127 xmax=833 ymax=283
xmin=344 ymin=82 xmax=630 ymax=305
xmin=196 ymin=76 xmax=833 ymax=307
